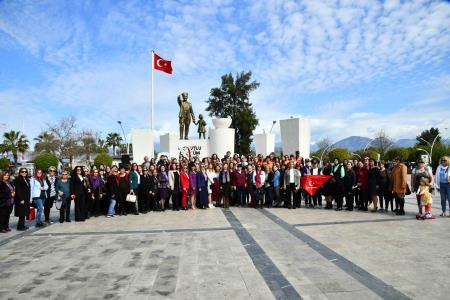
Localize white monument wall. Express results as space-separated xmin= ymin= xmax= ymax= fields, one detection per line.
xmin=254 ymin=133 xmax=275 ymax=156
xmin=131 ymin=128 xmax=154 ymax=163
xmin=280 ymin=117 xmax=310 ymax=158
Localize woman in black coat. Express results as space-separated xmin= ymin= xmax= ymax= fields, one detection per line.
xmin=14 ymin=168 xmax=31 ymax=231
xmin=343 ymin=162 xmax=357 ymax=211
xmin=139 ymin=167 xmax=152 ymax=213
xmin=70 ymin=166 xmax=87 ymax=222
xmin=0 ymin=171 xmax=15 ymax=233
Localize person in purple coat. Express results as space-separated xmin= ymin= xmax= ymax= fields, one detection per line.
xmin=196 ymin=164 xmax=208 ymax=209
xmin=188 ymin=164 xmax=197 ymax=209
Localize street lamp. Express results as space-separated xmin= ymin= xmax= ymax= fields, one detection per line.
xmin=117 ymin=121 xmax=129 ymax=155
xmin=417 ymin=148 xmax=431 ymax=165
xmin=429 ymin=133 xmax=440 ymax=167
xmin=363 ymin=139 xmax=374 ymax=152
xmin=320 ymin=143 xmax=334 ymax=167
xmin=269 ymin=120 xmax=277 ymax=134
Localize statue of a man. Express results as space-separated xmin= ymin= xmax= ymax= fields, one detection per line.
xmin=177 ymin=92 xmax=196 ymax=140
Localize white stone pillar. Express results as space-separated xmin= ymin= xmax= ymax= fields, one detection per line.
xmin=131 ymin=128 xmax=154 ymax=163
xmin=254 ymin=133 xmax=275 ymax=156
xmin=209 ymin=118 xmax=235 ymax=158
xmin=160 ymin=133 xmax=179 ymax=159
xmin=280 ymin=117 xmax=310 ymax=158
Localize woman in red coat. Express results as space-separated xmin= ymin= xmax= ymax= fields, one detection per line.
xmin=180 ymin=165 xmax=190 ymax=210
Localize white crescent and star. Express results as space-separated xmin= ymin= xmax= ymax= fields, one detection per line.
xmin=308 ymin=181 xmax=315 ymax=187
xmin=156 ymin=58 xmax=168 ymax=68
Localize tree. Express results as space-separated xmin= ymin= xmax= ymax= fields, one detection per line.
xmin=34 ymin=131 xmax=58 ymax=153
xmin=328 ymin=148 xmax=350 ymax=161
xmin=97 ymin=138 xmax=109 ymax=154
xmin=416 ymin=127 xmax=441 ymax=146
xmin=314 ymin=137 xmax=334 ymax=159
xmin=47 ymin=116 xmax=81 ymax=167
xmin=2 ymin=130 xmax=29 ymax=167
xmin=0 ymin=157 xmax=10 ymax=171
xmin=106 ymin=133 xmax=122 ymax=155
xmin=79 ymin=129 xmax=99 ymax=163
xmin=372 ymin=129 xmax=394 ymax=159
xmin=362 ymin=148 xmax=379 ymax=161
xmin=385 ymin=147 xmax=410 ymax=161
xmin=94 ymin=153 xmax=113 ymax=167
xmin=33 ymin=153 xmax=59 ymax=171
xmin=205 ymin=71 xmax=259 ymax=155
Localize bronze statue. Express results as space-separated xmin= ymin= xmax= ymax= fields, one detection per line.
xmin=177 ymin=92 xmax=196 ymax=140
xmin=194 ymin=114 xmax=207 ymax=139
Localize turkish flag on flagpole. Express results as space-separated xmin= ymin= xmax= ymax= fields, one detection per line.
xmin=300 ymin=175 xmax=332 ymax=196
xmin=153 ymin=52 xmax=172 ymax=74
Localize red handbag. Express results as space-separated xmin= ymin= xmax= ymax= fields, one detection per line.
xmin=26 ymin=207 xmax=36 ymax=221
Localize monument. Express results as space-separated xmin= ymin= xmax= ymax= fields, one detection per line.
xmin=254 ymin=133 xmax=275 ymax=156
xmin=280 ymin=117 xmax=310 ymax=158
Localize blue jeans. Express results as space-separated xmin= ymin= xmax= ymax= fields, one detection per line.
xmin=33 ymin=198 xmax=45 ymax=224
xmin=108 ymin=197 xmax=116 ymax=216
xmin=440 ymin=182 xmax=450 ymax=213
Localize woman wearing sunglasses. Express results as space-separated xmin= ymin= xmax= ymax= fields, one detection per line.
xmin=14 ymin=168 xmax=31 ymax=231
xmin=30 ymin=169 xmax=48 ymax=227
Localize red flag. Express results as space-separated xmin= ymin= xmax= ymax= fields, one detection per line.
xmin=301 ymin=175 xmax=332 ymax=196
xmin=153 ymin=52 xmax=172 ymax=74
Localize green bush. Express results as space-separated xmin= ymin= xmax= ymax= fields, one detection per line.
xmin=33 ymin=153 xmax=59 ymax=172
xmin=94 ymin=153 xmax=113 ymax=167
xmin=328 ymin=148 xmax=351 ymax=161
xmin=0 ymin=157 xmax=11 ymax=170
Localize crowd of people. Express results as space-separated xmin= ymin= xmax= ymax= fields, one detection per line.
xmin=0 ymin=151 xmax=449 ymax=232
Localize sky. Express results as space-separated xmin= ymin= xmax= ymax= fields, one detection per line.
xmin=1 ymin=0 xmax=450 ymax=149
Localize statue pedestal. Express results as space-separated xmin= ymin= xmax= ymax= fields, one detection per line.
xmin=254 ymin=133 xmax=275 ymax=156
xmin=131 ymin=128 xmax=155 ymax=163
xmin=280 ymin=117 xmax=310 ymax=158
xmin=160 ymin=118 xmax=235 ymax=159
xmin=160 ymin=134 xmax=209 ymax=159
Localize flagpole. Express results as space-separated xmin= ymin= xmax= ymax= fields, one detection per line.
xmin=151 ymin=50 xmax=154 ymax=131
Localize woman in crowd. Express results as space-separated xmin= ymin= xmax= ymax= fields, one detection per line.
xmin=169 ymin=163 xmax=181 ymax=211
xmin=99 ymin=167 xmax=108 ymax=215
xmin=44 ymin=166 xmax=58 ymax=224
xmin=116 ymin=166 xmax=130 ymax=216
xmin=139 ymin=166 xmax=151 ymax=213
xmin=367 ymin=158 xmax=381 ymax=212
xmin=0 ymin=171 xmax=15 ymax=233
xmin=343 ymin=162 xmax=356 ymax=211
xmin=106 ymin=167 xmax=119 ymax=218
xmin=232 ymin=164 xmax=247 ymax=207
xmin=253 ymin=164 xmax=266 ymax=208
xmin=219 ymin=163 xmax=232 ymax=208
xmin=149 ymin=167 xmax=159 ymax=211
xmin=435 ymin=156 xmax=450 ymax=217
xmin=196 ymin=164 xmax=209 ymax=209
xmin=272 ymin=164 xmax=281 ymax=207
xmin=128 ymin=163 xmax=139 ymax=215
xmin=56 ymin=170 xmax=71 ymax=223
xmin=30 ymin=169 xmax=48 ymax=227
xmin=71 ymin=166 xmax=87 ymax=222
xmin=411 ymin=159 xmax=433 ymax=216
xmin=378 ymin=160 xmax=392 ymax=212
xmin=356 ymin=161 xmax=369 ymax=211
xmin=390 ymin=157 xmax=407 ymax=216
xmin=206 ymin=163 xmax=216 ymax=208
xmin=331 ymin=158 xmax=345 ymax=211
xmin=157 ymin=165 xmax=170 ymax=211
xmin=188 ymin=164 xmax=198 ymax=209
xmin=321 ymin=161 xmax=333 ymax=209
xmin=89 ymin=168 xmax=103 ymax=217
xmin=265 ymin=165 xmax=274 ymax=208
xmin=180 ymin=165 xmax=190 ymax=210
xmin=14 ymin=168 xmax=30 ymax=231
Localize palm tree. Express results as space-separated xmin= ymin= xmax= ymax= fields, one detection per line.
xmin=34 ymin=131 xmax=58 ymax=153
xmin=2 ymin=130 xmax=29 ymax=167
xmin=106 ymin=133 xmax=122 ymax=155
xmin=97 ymin=138 xmax=109 ymax=153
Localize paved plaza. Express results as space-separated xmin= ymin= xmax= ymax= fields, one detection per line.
xmin=0 ymin=194 xmax=449 ymax=300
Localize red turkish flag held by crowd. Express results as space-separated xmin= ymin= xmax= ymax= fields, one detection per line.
xmin=153 ymin=52 xmax=172 ymax=74
xmin=301 ymin=175 xmax=332 ymax=196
